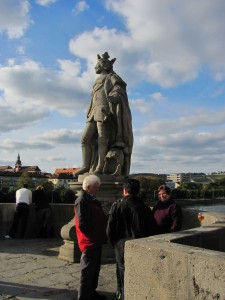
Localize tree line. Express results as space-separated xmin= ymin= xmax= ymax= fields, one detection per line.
xmin=1 ymin=172 xmax=225 ymax=203
xmin=0 ymin=172 xmax=76 ymax=203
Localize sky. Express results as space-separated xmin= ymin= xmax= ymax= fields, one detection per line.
xmin=0 ymin=0 xmax=225 ymax=175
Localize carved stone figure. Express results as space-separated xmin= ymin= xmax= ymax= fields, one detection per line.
xmin=74 ymin=52 xmax=133 ymax=177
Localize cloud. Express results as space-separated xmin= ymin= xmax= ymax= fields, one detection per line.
xmin=0 ymin=129 xmax=82 ymax=151
xmin=0 ymin=104 xmax=48 ymax=133
xmin=0 ymin=59 xmax=93 ymax=135
xmin=69 ymin=0 xmax=225 ymax=87
xmin=0 ymin=0 xmax=225 ymax=175
xmin=140 ymin=109 xmax=225 ymax=135
xmin=150 ymin=92 xmax=166 ymax=102
xmin=130 ymin=98 xmax=151 ymax=113
xmin=47 ymin=155 xmax=67 ymax=162
xmin=35 ymin=0 xmax=58 ymax=6
xmin=32 ymin=129 xmax=82 ymax=145
xmin=0 ymin=0 xmax=31 ymax=39
xmin=129 ymin=106 xmax=225 ymax=173
xmin=72 ymin=1 xmax=89 ymax=15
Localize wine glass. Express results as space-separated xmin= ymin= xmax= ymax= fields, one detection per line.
xmin=198 ymin=212 xmax=204 ymax=222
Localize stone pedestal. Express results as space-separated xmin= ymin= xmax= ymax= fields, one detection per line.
xmin=58 ymin=174 xmax=124 ymax=263
xmin=58 ymin=218 xmax=81 ymax=263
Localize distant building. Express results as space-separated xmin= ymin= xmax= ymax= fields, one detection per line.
xmin=54 ymin=168 xmax=79 ymax=175
xmin=0 ymin=154 xmax=50 ymax=188
xmin=166 ymin=172 xmax=214 ymax=186
xmin=48 ymin=167 xmax=79 ymax=188
xmin=166 ymin=173 xmax=191 ymax=183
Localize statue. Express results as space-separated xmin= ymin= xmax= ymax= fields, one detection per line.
xmin=74 ymin=52 xmax=133 ymax=177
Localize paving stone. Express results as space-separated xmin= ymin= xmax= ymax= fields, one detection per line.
xmin=0 ymin=239 xmax=116 ymax=300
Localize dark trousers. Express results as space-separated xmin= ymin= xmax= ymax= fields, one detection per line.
xmin=78 ymin=247 xmax=102 ymax=300
xmin=116 ymin=262 xmax=124 ymax=300
xmin=34 ymin=208 xmax=52 ymax=238
xmin=115 ymin=241 xmax=126 ymax=300
xmin=9 ymin=203 xmax=29 ymax=238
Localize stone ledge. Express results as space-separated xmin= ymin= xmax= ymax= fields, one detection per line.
xmin=125 ymin=210 xmax=225 ymax=300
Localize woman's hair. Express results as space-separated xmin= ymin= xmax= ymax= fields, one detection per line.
xmin=82 ymin=175 xmax=101 ymax=190
xmin=36 ymin=185 xmax=43 ymax=191
xmin=158 ymin=184 xmax=171 ymax=195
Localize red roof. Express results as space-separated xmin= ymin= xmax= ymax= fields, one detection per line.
xmin=54 ymin=168 xmax=80 ymax=175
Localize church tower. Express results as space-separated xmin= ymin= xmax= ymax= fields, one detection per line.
xmin=15 ymin=153 xmax=22 ymax=172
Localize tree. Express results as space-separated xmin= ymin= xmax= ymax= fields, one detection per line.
xmin=60 ymin=188 xmax=76 ymax=203
xmin=34 ymin=179 xmax=53 ymax=191
xmin=17 ymin=172 xmax=33 ymax=189
xmin=133 ymin=175 xmax=165 ymax=201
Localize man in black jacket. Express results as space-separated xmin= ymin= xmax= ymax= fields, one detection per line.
xmin=106 ymin=179 xmax=156 ymax=300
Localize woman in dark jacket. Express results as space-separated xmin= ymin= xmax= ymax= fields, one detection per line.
xmin=153 ymin=184 xmax=182 ymax=234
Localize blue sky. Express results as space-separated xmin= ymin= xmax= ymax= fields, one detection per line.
xmin=0 ymin=0 xmax=225 ymax=175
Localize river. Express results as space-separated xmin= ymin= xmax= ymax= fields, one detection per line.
xmin=188 ymin=204 xmax=225 ymax=214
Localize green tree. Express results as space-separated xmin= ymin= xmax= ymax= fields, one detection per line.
xmin=34 ymin=179 xmax=53 ymax=191
xmin=17 ymin=172 xmax=33 ymax=189
xmin=60 ymin=188 xmax=76 ymax=203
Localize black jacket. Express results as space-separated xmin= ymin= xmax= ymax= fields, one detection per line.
xmin=106 ymin=195 xmax=156 ymax=248
xmin=74 ymin=190 xmax=107 ymax=251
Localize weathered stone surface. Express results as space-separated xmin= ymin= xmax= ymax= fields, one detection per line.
xmin=74 ymin=52 xmax=133 ymax=177
xmin=0 ymin=239 xmax=116 ymax=300
xmin=125 ymin=211 xmax=225 ymax=300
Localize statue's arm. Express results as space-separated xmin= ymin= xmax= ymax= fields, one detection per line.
xmin=106 ymin=74 xmax=125 ymax=104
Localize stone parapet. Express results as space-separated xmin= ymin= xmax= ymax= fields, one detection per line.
xmin=125 ymin=210 xmax=225 ymax=300
xmin=0 ymin=203 xmax=74 ymax=239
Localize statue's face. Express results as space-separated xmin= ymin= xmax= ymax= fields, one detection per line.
xmin=95 ymin=61 xmax=104 ymax=74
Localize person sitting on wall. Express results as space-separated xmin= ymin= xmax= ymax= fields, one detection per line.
xmin=153 ymin=184 xmax=182 ymax=234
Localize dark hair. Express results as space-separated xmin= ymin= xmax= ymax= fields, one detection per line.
xmin=23 ymin=184 xmax=28 ymax=188
xmin=158 ymin=184 xmax=171 ymax=195
xmin=123 ymin=179 xmax=140 ymax=195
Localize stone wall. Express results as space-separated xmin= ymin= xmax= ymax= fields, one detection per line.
xmin=0 ymin=203 xmax=74 ymax=238
xmin=125 ymin=210 xmax=225 ymax=300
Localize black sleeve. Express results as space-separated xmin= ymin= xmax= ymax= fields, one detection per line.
xmin=170 ymin=204 xmax=182 ymax=232
xmin=75 ymin=199 xmax=92 ymax=234
xmin=106 ymin=201 xmax=120 ymax=247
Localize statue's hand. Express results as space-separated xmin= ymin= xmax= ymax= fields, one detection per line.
xmin=107 ymin=95 xmax=120 ymax=104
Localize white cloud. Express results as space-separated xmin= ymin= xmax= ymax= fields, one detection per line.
xmin=1 ymin=0 xmax=225 ymax=174
xmin=72 ymin=1 xmax=89 ymax=15
xmin=0 ymin=59 xmax=93 ymax=130
xmin=0 ymin=0 xmax=31 ymax=39
xmin=150 ymin=92 xmax=166 ymax=102
xmin=141 ymin=109 xmax=225 ymax=135
xmin=0 ymin=104 xmax=48 ymax=133
xmin=69 ymin=0 xmax=225 ymax=87
xmin=129 ymin=107 xmax=225 ymax=173
xmin=130 ymin=98 xmax=151 ymax=113
xmin=1 ymin=129 xmax=82 ymax=150
xmin=35 ymin=0 xmax=58 ymax=6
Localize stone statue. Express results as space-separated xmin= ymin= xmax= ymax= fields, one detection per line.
xmin=74 ymin=52 xmax=133 ymax=177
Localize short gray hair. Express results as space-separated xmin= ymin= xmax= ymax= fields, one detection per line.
xmin=82 ymin=175 xmax=101 ymax=190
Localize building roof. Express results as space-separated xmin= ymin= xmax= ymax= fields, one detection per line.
xmin=20 ymin=166 xmax=41 ymax=172
xmin=54 ymin=168 xmax=79 ymax=175
xmin=0 ymin=166 xmax=13 ymax=171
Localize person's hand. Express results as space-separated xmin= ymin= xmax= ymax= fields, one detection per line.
xmin=107 ymin=95 xmax=119 ymax=104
